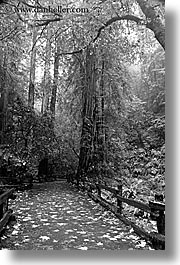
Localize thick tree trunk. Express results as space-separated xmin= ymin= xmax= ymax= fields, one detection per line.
xmin=76 ymin=46 xmax=96 ymax=185
xmin=98 ymin=60 xmax=106 ymax=162
xmin=94 ymin=60 xmax=106 ymax=159
xmin=77 ymin=48 xmax=107 ymax=186
xmin=92 ymin=58 xmax=106 ymax=182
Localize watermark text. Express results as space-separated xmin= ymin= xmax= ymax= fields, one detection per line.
xmin=16 ymin=5 xmax=89 ymax=14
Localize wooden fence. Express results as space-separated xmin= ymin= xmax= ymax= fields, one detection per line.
xmin=71 ymin=180 xmax=165 ymax=250
xmin=0 ymin=188 xmax=16 ymax=234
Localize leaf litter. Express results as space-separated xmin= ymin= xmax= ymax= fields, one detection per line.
xmin=0 ymin=181 xmax=153 ymax=250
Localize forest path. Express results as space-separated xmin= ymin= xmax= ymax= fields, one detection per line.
xmin=0 ymin=181 xmax=150 ymax=250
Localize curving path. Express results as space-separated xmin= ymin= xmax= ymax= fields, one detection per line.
xmin=0 ymin=181 xmax=151 ymax=250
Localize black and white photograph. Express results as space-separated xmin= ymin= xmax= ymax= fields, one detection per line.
xmin=0 ymin=0 xmax=167 ymax=253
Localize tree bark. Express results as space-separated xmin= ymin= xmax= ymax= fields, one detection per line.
xmin=50 ymin=38 xmax=60 ymax=119
xmin=76 ymin=46 xmax=96 ymax=185
xmin=41 ymin=27 xmax=51 ymax=114
xmin=28 ymin=12 xmax=38 ymax=108
xmin=94 ymin=59 xmax=106 ymax=164
xmin=77 ymin=48 xmax=107 ymax=185
xmin=0 ymin=53 xmax=8 ymax=145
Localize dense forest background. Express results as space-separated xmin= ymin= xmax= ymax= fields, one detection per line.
xmin=0 ymin=0 xmax=165 ymax=202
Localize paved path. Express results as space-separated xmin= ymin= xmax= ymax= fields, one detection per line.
xmin=0 ymin=181 xmax=151 ymax=250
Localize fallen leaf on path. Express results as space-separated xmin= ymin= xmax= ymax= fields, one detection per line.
xmin=78 ymin=246 xmax=88 ymax=250
xmin=39 ymin=236 xmax=50 ymax=241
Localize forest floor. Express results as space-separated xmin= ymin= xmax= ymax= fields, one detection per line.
xmin=0 ymin=181 xmax=153 ymax=250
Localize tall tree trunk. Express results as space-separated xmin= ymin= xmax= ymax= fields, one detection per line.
xmin=0 ymin=52 xmax=8 ymax=145
xmin=41 ymin=27 xmax=51 ymax=114
xmin=97 ymin=60 xmax=106 ymax=163
xmin=50 ymin=38 xmax=60 ymax=119
xmin=76 ymin=48 xmax=107 ymax=186
xmin=76 ymin=46 xmax=96 ymax=185
xmin=93 ymin=58 xmax=106 ymax=182
xmin=28 ymin=11 xmax=38 ymax=108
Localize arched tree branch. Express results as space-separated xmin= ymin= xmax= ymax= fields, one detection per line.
xmin=92 ymin=15 xmax=145 ymax=43
xmin=92 ymin=0 xmax=165 ymax=49
xmin=92 ymin=10 xmax=165 ymax=50
xmin=135 ymin=0 xmax=165 ymax=49
xmin=55 ymin=15 xmax=144 ymax=57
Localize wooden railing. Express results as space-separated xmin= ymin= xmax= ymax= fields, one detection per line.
xmin=71 ymin=179 xmax=165 ymax=250
xmin=0 ymin=188 xmax=16 ymax=234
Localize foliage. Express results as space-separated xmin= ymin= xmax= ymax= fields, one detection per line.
xmin=0 ymin=0 xmax=165 ymax=201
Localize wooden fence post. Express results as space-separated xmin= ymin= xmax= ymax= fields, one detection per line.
xmin=117 ymin=184 xmax=122 ymax=214
xmin=0 ymin=203 xmax=3 ymax=219
xmin=149 ymin=200 xmax=165 ymax=235
xmin=157 ymin=210 xmax=165 ymax=235
xmin=97 ymin=184 xmax=101 ymax=198
xmin=0 ymin=189 xmax=3 ymax=219
xmin=88 ymin=184 xmax=92 ymax=193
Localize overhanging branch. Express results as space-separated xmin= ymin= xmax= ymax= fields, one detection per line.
xmin=31 ymin=24 xmax=47 ymax=52
xmin=57 ymin=49 xmax=83 ymax=57
xmin=92 ymin=15 xmax=145 ymax=43
xmin=35 ymin=17 xmax=62 ymax=27
xmin=56 ymin=15 xmax=145 ymax=57
xmin=0 ymin=25 xmax=18 ymax=41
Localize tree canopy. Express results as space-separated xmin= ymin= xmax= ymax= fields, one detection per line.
xmin=0 ymin=0 xmax=165 ymax=199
